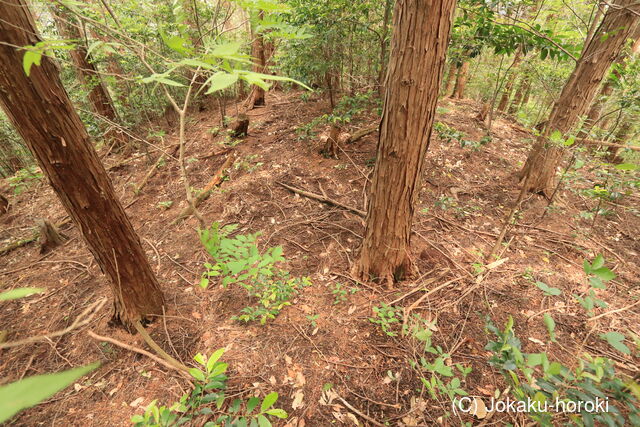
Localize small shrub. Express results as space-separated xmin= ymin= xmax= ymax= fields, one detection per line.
xmin=199 ymin=223 xmax=311 ymax=324
xmin=131 ymin=349 xmax=287 ymax=426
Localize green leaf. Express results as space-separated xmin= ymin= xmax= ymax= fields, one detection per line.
xmin=247 ymin=396 xmax=260 ymax=413
xmin=591 ymin=255 xmax=605 ymax=270
xmin=0 ymin=363 xmax=99 ymax=423
xmin=534 ymin=281 xmax=562 ymax=296
xmin=206 ymin=348 xmax=225 ymax=373
xmin=257 ymin=414 xmax=271 ymax=427
xmin=543 ymin=313 xmax=556 ymax=342
xmin=205 ymin=72 xmax=239 ymax=94
xmin=615 ymin=163 xmax=638 ymax=171
xmin=260 ymin=392 xmax=278 ymax=412
xmin=592 ymin=267 xmax=615 ymax=281
xmin=600 ymin=332 xmax=630 ymax=355
xmin=189 ymin=368 xmax=206 ymax=382
xmin=22 ymin=49 xmax=42 ymax=76
xmin=211 ymin=42 xmax=242 ymax=58
xmin=160 ymin=31 xmax=193 ymax=55
xmin=265 ymin=408 xmax=287 ymax=418
xmin=0 ymin=287 xmax=45 ymax=301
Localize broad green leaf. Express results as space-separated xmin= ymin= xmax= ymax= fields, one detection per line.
xmin=534 ymin=281 xmax=561 ymax=296
xmin=260 ymin=392 xmax=278 ymax=412
xmin=526 ymin=353 xmax=544 ymax=367
xmin=160 ymin=32 xmax=193 ymax=55
xmin=600 ymin=332 xmax=630 ymax=355
xmin=591 ymin=255 xmax=605 ymax=270
xmin=247 ymin=396 xmax=260 ymax=413
xmin=0 ymin=287 xmax=45 ymax=301
xmin=615 ymin=163 xmax=638 ymax=171
xmin=22 ymin=49 xmax=42 ymax=76
xmin=193 ymin=353 xmax=206 ymax=365
xmin=592 ymin=267 xmax=615 ymax=281
xmin=257 ymin=414 xmax=271 ymax=427
xmin=206 ymin=348 xmax=225 ymax=373
xmin=265 ymin=408 xmax=287 ymax=418
xmin=0 ymin=363 xmax=99 ymax=423
xmin=211 ymin=42 xmax=242 ymax=58
xmin=543 ymin=313 xmax=556 ymax=342
xmin=189 ymin=368 xmax=206 ymax=382
xmin=205 ymin=72 xmax=239 ymax=94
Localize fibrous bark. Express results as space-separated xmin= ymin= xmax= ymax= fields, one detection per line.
xmin=451 ymin=60 xmax=469 ymax=99
xmin=51 ymin=5 xmax=123 ymax=147
xmin=353 ymin=0 xmax=456 ymax=285
xmin=0 ymin=0 xmax=164 ymax=329
xmin=519 ymin=0 xmax=640 ymax=196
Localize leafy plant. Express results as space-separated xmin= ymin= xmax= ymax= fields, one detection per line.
xmin=574 ymin=255 xmax=614 ymax=316
xmin=131 ymin=349 xmax=287 ymax=427
xmin=486 ymin=316 xmax=640 ymax=426
xmin=369 ymin=303 xmax=402 ymax=337
xmin=7 ymin=166 xmax=43 ymax=195
xmin=331 ymin=282 xmax=355 ymax=305
xmin=199 ymin=223 xmax=311 ymax=324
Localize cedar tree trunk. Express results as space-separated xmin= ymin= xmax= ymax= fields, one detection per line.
xmin=519 ymin=0 xmax=640 ymax=196
xmin=353 ymin=0 xmax=456 ymax=285
xmin=51 ymin=6 xmax=121 ymax=137
xmin=0 ymin=0 xmax=164 ymax=329
xmin=451 ymin=60 xmax=469 ymax=99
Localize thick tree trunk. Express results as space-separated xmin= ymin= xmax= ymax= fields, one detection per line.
xmin=578 ymin=25 xmax=640 ymax=139
xmin=497 ymin=50 xmax=523 ymax=112
xmin=248 ymin=11 xmax=266 ymax=108
xmin=451 ymin=60 xmax=469 ymax=99
xmin=51 ymin=6 xmax=122 ymax=143
xmin=353 ymin=0 xmax=456 ymax=285
xmin=519 ymin=0 xmax=640 ymax=196
xmin=0 ymin=0 xmax=164 ymax=329
xmin=443 ymin=62 xmax=457 ymax=97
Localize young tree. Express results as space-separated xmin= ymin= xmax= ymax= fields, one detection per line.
xmin=0 ymin=0 xmax=164 ymax=329
xmin=353 ymin=0 xmax=456 ymax=285
xmin=519 ymin=0 xmax=640 ymax=196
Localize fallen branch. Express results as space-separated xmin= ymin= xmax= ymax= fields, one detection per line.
xmin=276 ymin=181 xmax=366 ymax=217
xmin=87 ymin=330 xmax=191 ymax=377
xmin=173 ymin=154 xmax=235 ymax=224
xmin=345 ymin=126 xmax=377 ymax=144
xmin=334 ymin=392 xmax=386 ymax=427
xmin=0 ymin=298 xmax=106 ymax=349
xmin=134 ymin=144 xmax=180 ymax=194
xmin=578 ymin=139 xmax=640 ymax=152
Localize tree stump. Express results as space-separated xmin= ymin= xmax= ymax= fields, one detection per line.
xmin=229 ymin=114 xmax=249 ymax=138
xmin=323 ymin=125 xmax=341 ymax=159
xmin=37 ymin=219 xmax=65 ymax=253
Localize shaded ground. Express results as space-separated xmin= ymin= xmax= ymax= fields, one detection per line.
xmin=1 ymin=90 xmax=638 ymax=426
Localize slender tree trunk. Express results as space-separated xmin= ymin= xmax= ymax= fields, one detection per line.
xmin=0 ymin=0 xmax=164 ymax=329
xmin=353 ymin=0 xmax=456 ymax=286
xmin=519 ymin=0 xmax=640 ymax=196
xmin=248 ymin=11 xmax=266 ymax=108
xmin=497 ymin=50 xmax=523 ymax=112
xmin=51 ymin=6 xmax=122 ymax=144
xmin=508 ymin=76 xmax=530 ymax=114
xmin=443 ymin=62 xmax=457 ymax=97
xmin=451 ymin=60 xmax=469 ymax=99
xmin=608 ymin=119 xmax=635 ymax=161
xmin=378 ymin=0 xmax=393 ymax=97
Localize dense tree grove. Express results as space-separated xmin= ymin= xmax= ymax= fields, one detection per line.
xmin=1 ymin=0 xmax=639 ymax=425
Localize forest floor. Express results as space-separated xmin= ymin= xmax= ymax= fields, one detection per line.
xmin=1 ymin=90 xmax=639 ymax=426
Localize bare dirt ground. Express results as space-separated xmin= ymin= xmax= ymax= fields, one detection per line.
xmin=1 ymin=90 xmax=638 ymax=426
